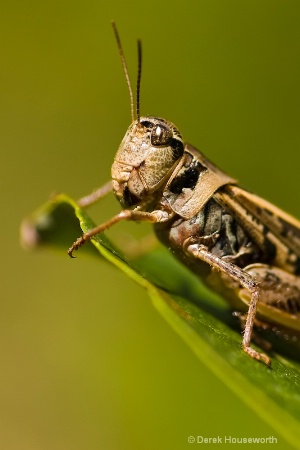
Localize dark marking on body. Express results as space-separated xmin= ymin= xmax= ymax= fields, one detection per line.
xmin=169 ymin=161 xmax=206 ymax=194
xmin=123 ymin=186 xmax=140 ymax=207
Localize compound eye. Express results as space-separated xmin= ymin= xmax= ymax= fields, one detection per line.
xmin=150 ymin=124 xmax=172 ymax=146
xmin=140 ymin=120 xmax=154 ymax=130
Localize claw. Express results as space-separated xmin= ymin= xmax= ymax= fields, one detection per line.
xmin=243 ymin=344 xmax=271 ymax=366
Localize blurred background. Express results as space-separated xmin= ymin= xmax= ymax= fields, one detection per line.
xmin=2 ymin=1 xmax=300 ymax=449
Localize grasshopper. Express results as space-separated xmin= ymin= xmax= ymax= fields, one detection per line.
xmin=68 ymin=24 xmax=300 ymax=365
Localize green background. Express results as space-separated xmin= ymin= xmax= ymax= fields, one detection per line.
xmin=2 ymin=1 xmax=300 ymax=449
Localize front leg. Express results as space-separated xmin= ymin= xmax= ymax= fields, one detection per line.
xmin=77 ymin=181 xmax=113 ymax=208
xmin=68 ymin=209 xmax=170 ymax=258
xmin=185 ymin=241 xmax=271 ymax=365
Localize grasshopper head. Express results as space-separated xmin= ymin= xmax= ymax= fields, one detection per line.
xmin=110 ymin=26 xmax=184 ymax=208
xmin=111 ymin=116 xmax=184 ymax=208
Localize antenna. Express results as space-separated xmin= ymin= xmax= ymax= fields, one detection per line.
xmin=112 ymin=21 xmax=135 ymax=122
xmin=136 ymin=39 xmax=142 ymax=123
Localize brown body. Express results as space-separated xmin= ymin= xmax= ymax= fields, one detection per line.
xmin=69 ymin=117 xmax=300 ymax=364
xmin=155 ymin=144 xmax=300 ymax=332
xmin=68 ymin=26 xmax=300 ymax=364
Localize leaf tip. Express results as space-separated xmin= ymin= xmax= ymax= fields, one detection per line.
xmin=20 ymin=217 xmax=41 ymax=250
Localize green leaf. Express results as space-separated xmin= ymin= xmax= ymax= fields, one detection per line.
xmin=21 ymin=194 xmax=300 ymax=449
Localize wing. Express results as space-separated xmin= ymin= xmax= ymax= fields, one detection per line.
xmin=215 ymin=185 xmax=300 ymax=273
xmin=229 ymin=186 xmax=300 ymax=255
